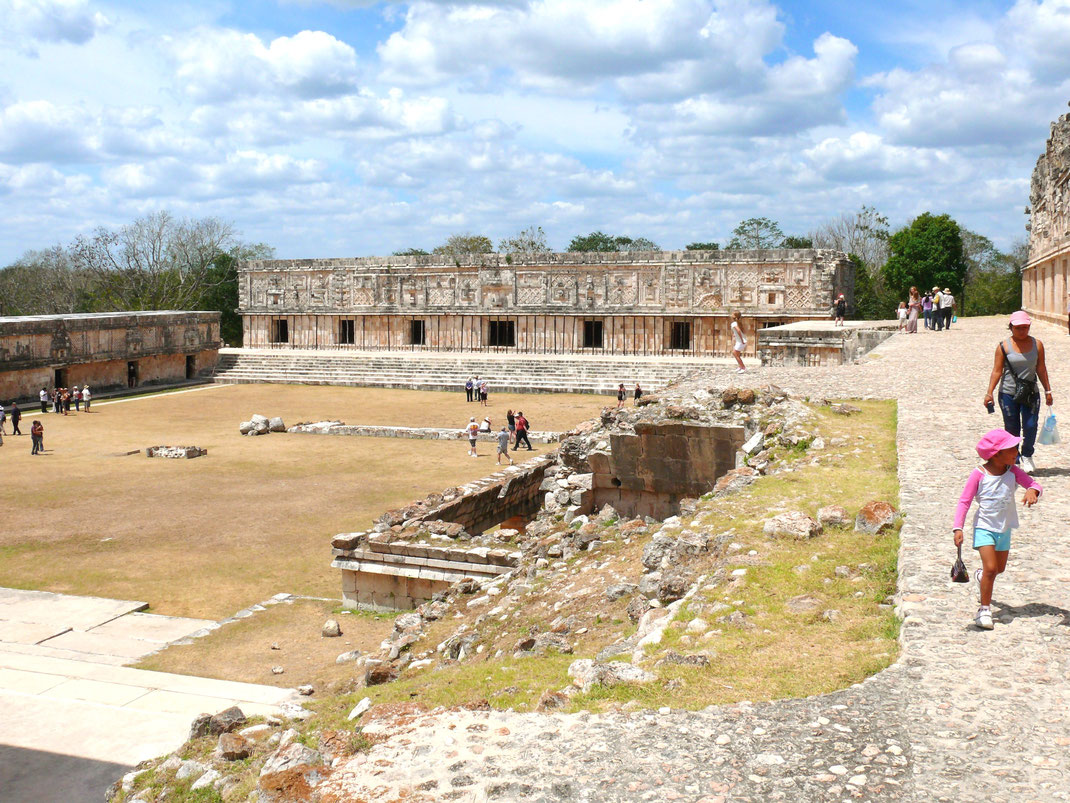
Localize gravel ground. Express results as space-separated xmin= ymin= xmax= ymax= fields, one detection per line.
xmin=318 ymin=316 xmax=1070 ymax=802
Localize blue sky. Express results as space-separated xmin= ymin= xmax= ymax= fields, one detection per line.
xmin=1 ymin=0 xmax=1068 ymax=264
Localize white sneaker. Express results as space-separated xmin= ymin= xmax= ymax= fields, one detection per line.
xmin=975 ymin=607 xmax=994 ymax=630
xmin=1020 ymin=455 xmax=1036 ymax=473
xmin=974 ymin=568 xmax=984 ymax=601
xmin=736 ymin=368 xmax=746 ymax=374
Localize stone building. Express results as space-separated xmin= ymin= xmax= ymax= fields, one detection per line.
xmin=0 ymin=311 xmax=220 ymax=400
xmin=1024 ymin=109 xmax=1070 ymax=327
xmin=237 ymin=249 xmax=854 ymax=357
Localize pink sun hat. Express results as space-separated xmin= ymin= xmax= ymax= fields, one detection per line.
xmin=976 ymin=428 xmax=1021 ymax=459
xmin=1009 ymin=310 xmax=1032 ymax=326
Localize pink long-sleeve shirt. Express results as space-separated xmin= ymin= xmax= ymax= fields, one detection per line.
xmin=953 ymin=465 xmax=1042 ymax=532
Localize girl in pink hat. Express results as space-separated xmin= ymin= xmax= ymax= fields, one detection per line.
xmin=983 ymin=310 xmax=1053 ymax=474
xmin=953 ymin=428 xmax=1043 ymax=629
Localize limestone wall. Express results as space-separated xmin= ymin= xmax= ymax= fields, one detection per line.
xmin=0 ymin=311 xmax=220 ymax=400
xmin=757 ymin=323 xmax=897 ymax=367
xmin=1025 ymin=112 xmax=1070 ymax=326
xmin=238 ymin=250 xmax=854 ymax=355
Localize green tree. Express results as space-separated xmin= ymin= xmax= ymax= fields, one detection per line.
xmin=963 ymin=236 xmax=1024 ymax=316
xmin=781 ymin=235 xmax=813 ymax=248
xmin=392 ymin=248 xmax=429 ymax=256
xmin=850 ymin=253 xmax=898 ymax=321
xmin=499 ymin=225 xmax=550 ymax=255
xmin=685 ymin=241 xmax=719 ymax=251
xmin=432 ymin=233 xmax=493 ymax=258
xmin=567 ymin=232 xmax=659 ymax=252
xmin=882 ymin=213 xmax=967 ymax=300
xmin=726 ymin=217 xmax=784 ymax=249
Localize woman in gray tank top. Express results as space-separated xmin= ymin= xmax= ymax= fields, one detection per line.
xmin=983 ymin=311 xmax=1053 ymax=473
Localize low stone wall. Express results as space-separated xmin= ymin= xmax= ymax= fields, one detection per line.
xmin=758 ymin=322 xmax=896 ymax=366
xmin=331 ymin=533 xmax=520 ymax=610
xmin=587 ymin=421 xmax=745 ymax=519
xmin=287 ymin=421 xmax=562 ymax=444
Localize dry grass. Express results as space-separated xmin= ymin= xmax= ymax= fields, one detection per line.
xmin=0 ymin=383 xmax=604 ymax=619
xmin=135 ymin=598 xmax=395 ymax=690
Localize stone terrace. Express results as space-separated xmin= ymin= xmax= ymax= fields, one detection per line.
xmin=212 ymin=348 xmax=745 ymax=395
xmin=318 ymin=317 xmax=1070 ymax=802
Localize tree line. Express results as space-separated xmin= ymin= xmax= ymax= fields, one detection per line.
xmin=1 ymin=207 xmax=1023 ymax=341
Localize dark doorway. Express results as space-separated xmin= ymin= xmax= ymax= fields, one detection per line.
xmin=487 ymin=320 xmax=516 ymax=348
xmin=186 ymin=355 xmax=196 ymax=379
xmin=410 ymin=320 xmax=426 ymax=345
xmin=339 ymin=319 xmax=355 ymax=345
xmin=53 ymin=368 xmax=67 ymax=388
xmin=583 ymin=320 xmax=604 ymax=349
xmin=669 ymin=321 xmax=691 ymax=351
xmin=271 ymin=319 xmax=289 ymax=344
xmin=127 ymin=361 xmax=139 ymax=388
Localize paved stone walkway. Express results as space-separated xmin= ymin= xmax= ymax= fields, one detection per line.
xmin=323 ymin=316 xmax=1070 ymax=802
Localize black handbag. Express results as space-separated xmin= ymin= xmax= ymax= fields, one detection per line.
xmin=951 ymin=544 xmax=969 ymax=583
xmin=1000 ymin=343 xmax=1038 ymax=406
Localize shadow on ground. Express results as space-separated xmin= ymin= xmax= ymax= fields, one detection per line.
xmin=0 ymin=744 xmax=130 ymax=803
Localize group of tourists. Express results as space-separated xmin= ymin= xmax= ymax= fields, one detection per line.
xmin=464 ymin=377 xmax=488 ymax=405
xmin=0 ymin=401 xmax=45 ymax=455
xmin=38 ymin=385 xmax=92 ymax=415
xmin=616 ymin=383 xmax=643 ymax=408
xmin=899 ymin=287 xmax=956 ymax=333
xmin=954 ymin=310 xmax=1053 ymax=630
xmin=464 ymin=408 xmax=532 ymax=462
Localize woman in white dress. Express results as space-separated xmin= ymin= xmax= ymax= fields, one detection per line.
xmin=730 ymin=311 xmax=746 ymax=374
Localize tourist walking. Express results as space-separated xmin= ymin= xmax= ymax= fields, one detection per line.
xmin=931 ymin=288 xmax=943 ymax=330
xmin=617 ymin=383 xmax=626 ymax=409
xmin=496 ymin=426 xmax=513 ymax=465
xmin=39 ymin=388 xmax=48 ymax=414
xmin=922 ymin=290 xmax=934 ymax=329
xmin=52 ymin=389 xmax=61 ymax=414
xmin=82 ymin=385 xmax=91 ymax=411
xmin=953 ymin=428 xmax=1043 ymax=630
xmin=897 ymin=302 xmax=907 ymax=331
xmin=73 ymin=386 xmax=81 ymax=411
xmin=506 ymin=409 xmax=516 ymax=442
xmin=906 ymin=287 xmax=921 ymax=333
xmin=465 ymin=417 xmax=479 ymax=457
xmin=62 ymin=387 xmax=71 ymax=415
xmin=465 ymin=377 xmax=474 ymax=403
xmin=940 ymin=288 xmax=955 ymax=330
xmin=634 ymin=383 xmax=642 ymax=404
xmin=10 ymin=402 xmax=21 ymax=435
xmin=983 ymin=311 xmax=1053 ymax=473
xmin=730 ymin=311 xmax=746 ymax=373
xmin=0 ymin=403 xmax=6 ymax=435
xmin=513 ymin=411 xmax=533 ymax=451
xmin=833 ymin=293 xmax=847 ymax=326
xmin=30 ymin=420 xmax=43 ymax=455
xmin=480 ymin=380 xmax=488 ymax=406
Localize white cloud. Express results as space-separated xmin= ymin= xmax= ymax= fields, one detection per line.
xmin=171 ymin=28 xmax=361 ymax=103
xmin=1006 ymin=0 xmax=1070 ymax=83
xmin=804 ymin=132 xmax=951 ymax=182
xmin=0 ymin=0 xmax=110 ymax=52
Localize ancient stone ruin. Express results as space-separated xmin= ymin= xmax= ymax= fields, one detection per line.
xmin=1024 ymin=108 xmax=1070 ymax=327
xmin=145 ymin=446 xmax=208 ymax=459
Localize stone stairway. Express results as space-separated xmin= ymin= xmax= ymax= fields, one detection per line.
xmin=212 ymin=349 xmax=739 ymax=395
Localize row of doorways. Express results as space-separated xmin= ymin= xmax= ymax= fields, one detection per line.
xmin=52 ymin=356 xmax=199 ymax=390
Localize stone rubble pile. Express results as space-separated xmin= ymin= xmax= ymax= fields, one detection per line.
xmin=238 ymin=413 xmax=286 ymax=436
xmin=144 ymin=445 xmax=207 ymax=459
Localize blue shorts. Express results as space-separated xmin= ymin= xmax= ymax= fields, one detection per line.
xmin=973 ymin=527 xmax=1011 ymax=552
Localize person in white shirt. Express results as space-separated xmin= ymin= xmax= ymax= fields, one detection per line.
xmin=82 ymin=385 xmax=92 ymax=412
xmin=465 ymin=417 xmax=480 ymax=457
xmin=730 ymin=311 xmax=747 ymax=374
xmin=39 ymin=388 xmax=48 ymax=414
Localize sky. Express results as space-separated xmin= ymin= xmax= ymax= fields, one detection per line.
xmin=1 ymin=0 xmax=1069 ymax=264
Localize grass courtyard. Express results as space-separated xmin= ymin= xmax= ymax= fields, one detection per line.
xmin=0 ymin=383 xmax=605 ymax=619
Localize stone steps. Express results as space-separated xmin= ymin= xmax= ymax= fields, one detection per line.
xmin=212 ymin=350 xmax=724 ymax=394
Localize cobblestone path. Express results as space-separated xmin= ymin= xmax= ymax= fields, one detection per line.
xmin=325 ymin=317 xmax=1070 ymax=802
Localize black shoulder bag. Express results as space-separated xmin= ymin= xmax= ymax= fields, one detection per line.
xmin=1000 ymin=342 xmax=1038 ymax=407
xmin=951 ymin=544 xmax=969 ymax=583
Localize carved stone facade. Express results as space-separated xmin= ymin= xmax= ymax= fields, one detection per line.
xmin=238 ymin=250 xmax=854 ymax=356
xmin=0 ymin=311 xmax=220 ymax=400
xmin=1024 ymin=110 xmax=1070 ymax=326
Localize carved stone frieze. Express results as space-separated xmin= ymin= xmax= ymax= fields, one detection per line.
xmin=1029 ymin=112 xmax=1070 ymax=261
